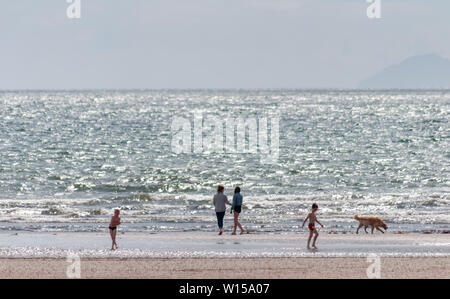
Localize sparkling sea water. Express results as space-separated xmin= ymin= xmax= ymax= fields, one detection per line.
xmin=0 ymin=90 xmax=448 ymax=233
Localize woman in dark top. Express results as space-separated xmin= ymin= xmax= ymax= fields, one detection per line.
xmin=231 ymin=186 xmax=247 ymax=235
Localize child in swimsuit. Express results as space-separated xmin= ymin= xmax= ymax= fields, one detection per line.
xmin=302 ymin=203 xmax=324 ymax=250
xmin=109 ymin=209 xmax=121 ymax=250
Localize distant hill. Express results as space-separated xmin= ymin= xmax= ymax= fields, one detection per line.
xmin=359 ymin=54 xmax=450 ymax=89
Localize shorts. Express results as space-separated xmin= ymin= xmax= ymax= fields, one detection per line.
xmin=233 ymin=206 xmax=242 ymax=213
xmin=308 ymin=223 xmax=315 ymax=231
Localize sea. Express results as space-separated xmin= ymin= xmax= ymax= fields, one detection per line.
xmin=0 ymin=90 xmax=448 ymax=233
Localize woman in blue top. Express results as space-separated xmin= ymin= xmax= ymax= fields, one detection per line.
xmin=231 ymin=186 xmax=247 ymax=235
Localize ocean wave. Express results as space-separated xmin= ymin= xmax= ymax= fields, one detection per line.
xmin=0 ymin=192 xmax=448 ymax=233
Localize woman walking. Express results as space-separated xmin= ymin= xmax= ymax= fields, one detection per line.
xmin=231 ymin=186 xmax=247 ymax=235
xmin=213 ymin=185 xmax=231 ymax=235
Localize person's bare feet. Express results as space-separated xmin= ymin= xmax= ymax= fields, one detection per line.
xmin=218 ymin=231 xmax=223 ymax=235
xmin=312 ymin=245 xmax=318 ymax=250
xmin=231 ymin=232 xmax=236 ymax=235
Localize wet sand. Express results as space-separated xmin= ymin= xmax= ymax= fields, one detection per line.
xmin=0 ymin=232 xmax=449 ymax=278
xmin=0 ymin=257 xmax=448 ymax=279
xmin=1 ymin=232 xmax=450 ymax=258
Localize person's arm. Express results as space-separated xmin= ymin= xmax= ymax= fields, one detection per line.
xmin=302 ymin=213 xmax=310 ymax=228
xmin=316 ymin=218 xmax=324 ymax=228
xmin=231 ymin=194 xmax=236 ymax=211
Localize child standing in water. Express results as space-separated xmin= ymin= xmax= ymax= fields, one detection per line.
xmin=109 ymin=209 xmax=121 ymax=250
xmin=302 ymin=203 xmax=324 ymax=250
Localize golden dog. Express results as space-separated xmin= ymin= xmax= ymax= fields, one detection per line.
xmin=354 ymin=215 xmax=387 ymax=234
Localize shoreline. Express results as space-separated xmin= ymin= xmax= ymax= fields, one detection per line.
xmin=0 ymin=232 xmax=449 ymax=258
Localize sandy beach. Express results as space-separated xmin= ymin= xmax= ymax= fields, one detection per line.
xmin=0 ymin=232 xmax=449 ymax=278
xmin=0 ymin=257 xmax=449 ymax=279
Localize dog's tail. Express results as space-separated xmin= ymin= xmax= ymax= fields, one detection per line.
xmin=354 ymin=215 xmax=360 ymax=220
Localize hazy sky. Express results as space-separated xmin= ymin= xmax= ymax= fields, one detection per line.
xmin=1 ymin=0 xmax=450 ymax=89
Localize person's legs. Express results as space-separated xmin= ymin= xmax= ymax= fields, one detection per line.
xmin=235 ymin=212 xmax=244 ymax=233
xmin=312 ymin=229 xmax=319 ymax=249
xmin=232 ymin=212 xmax=237 ymax=234
xmin=109 ymin=228 xmax=115 ymax=250
xmin=216 ymin=212 xmax=225 ymax=235
xmin=113 ymin=229 xmax=118 ymax=249
xmin=307 ymin=230 xmax=313 ymax=249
